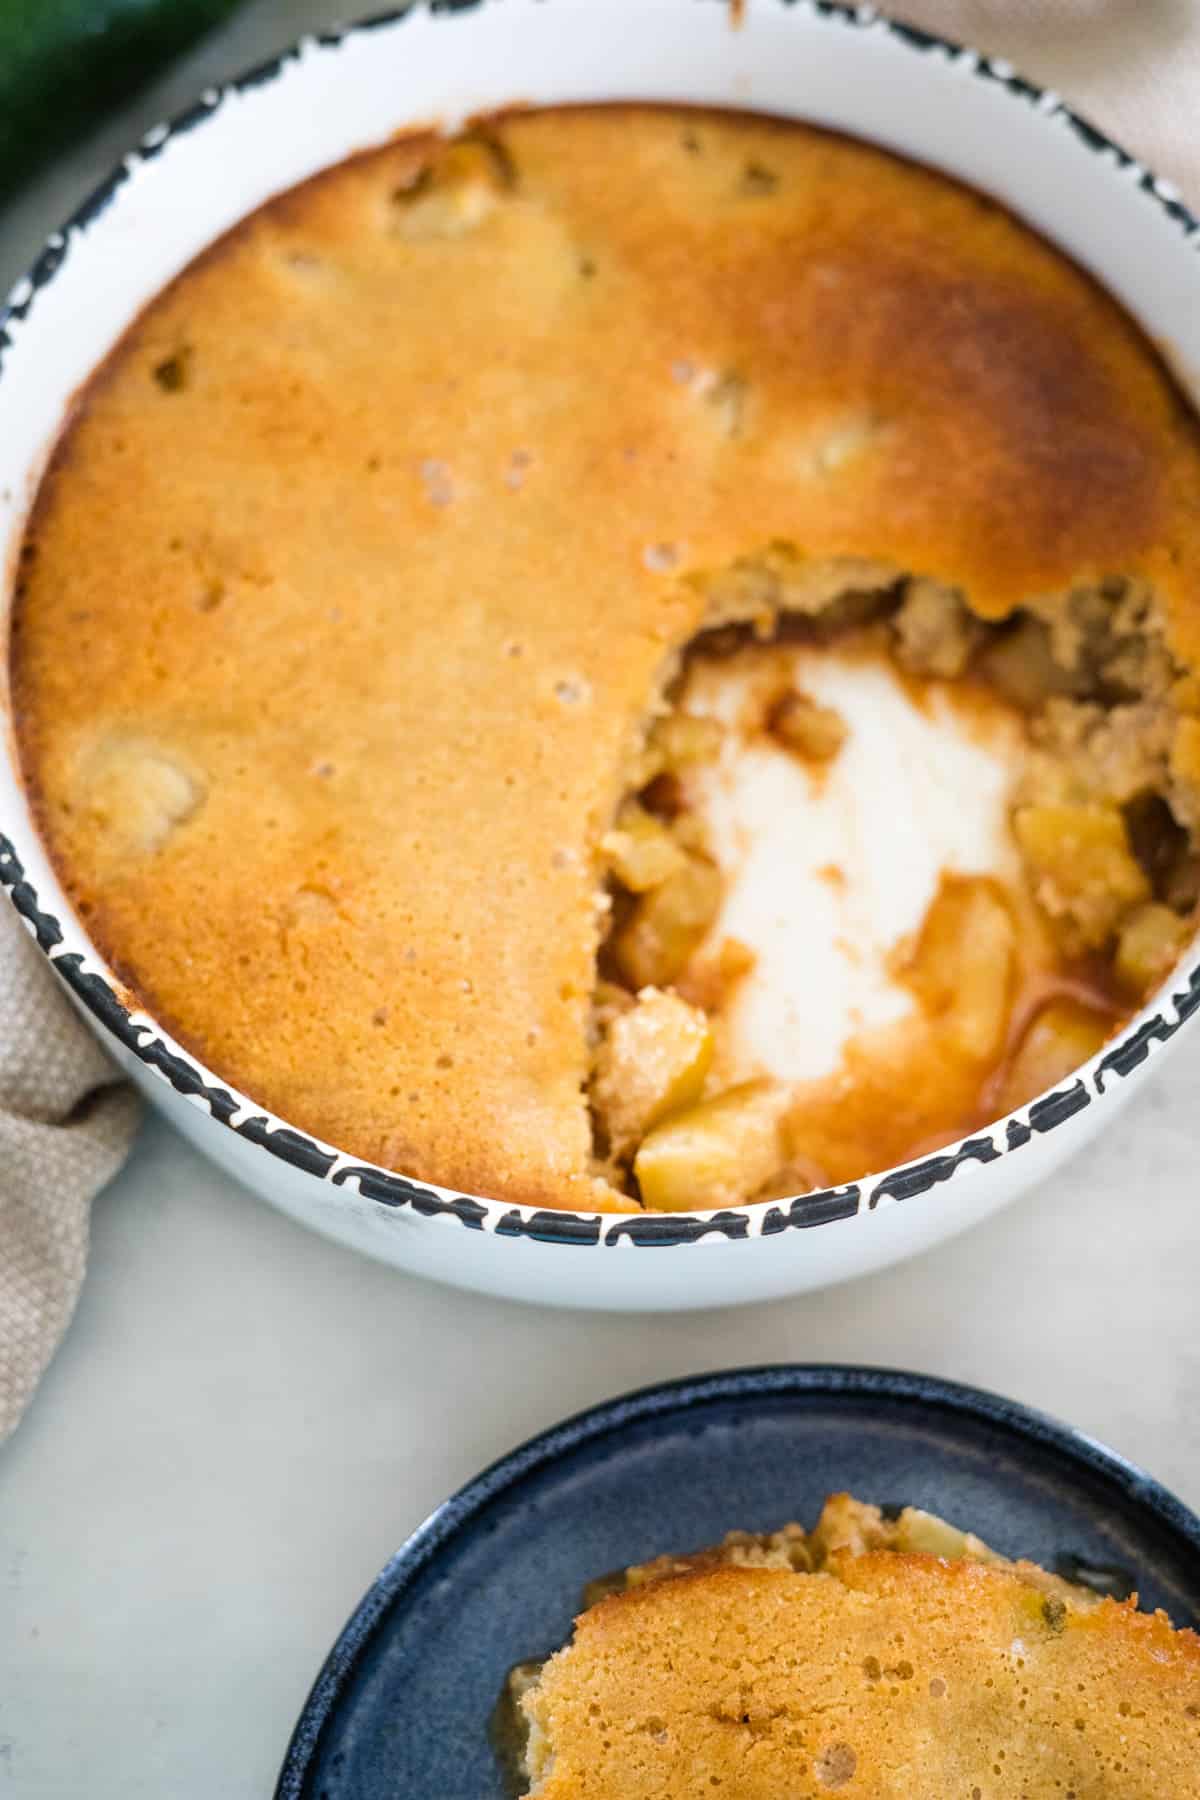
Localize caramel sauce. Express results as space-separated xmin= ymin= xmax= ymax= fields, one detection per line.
xmin=768 ymin=875 xmax=1122 ymax=1190
xmin=978 ymin=968 xmax=1124 ymax=1122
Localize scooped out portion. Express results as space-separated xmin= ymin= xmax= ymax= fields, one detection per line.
xmin=503 ymin=1494 xmax=1200 ymax=1799
xmin=587 ymin=559 xmax=1199 ymax=1207
xmin=12 ymin=106 xmax=1200 ymax=1212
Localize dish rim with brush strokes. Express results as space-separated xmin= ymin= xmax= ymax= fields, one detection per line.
xmin=1 ymin=0 xmax=1199 ymax=1308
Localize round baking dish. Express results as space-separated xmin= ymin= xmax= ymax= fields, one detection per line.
xmin=1 ymin=0 xmax=1198 ymax=1310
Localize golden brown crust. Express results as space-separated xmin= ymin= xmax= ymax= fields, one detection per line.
xmin=13 ymin=106 xmax=1200 ymax=1203
xmin=522 ymin=1557 xmax=1200 ymax=1796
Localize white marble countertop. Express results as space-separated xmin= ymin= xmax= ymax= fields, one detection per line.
xmin=1 ymin=5 xmax=1198 ymax=1795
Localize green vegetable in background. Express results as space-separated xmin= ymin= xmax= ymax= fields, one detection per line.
xmin=0 ymin=0 xmax=245 ymax=204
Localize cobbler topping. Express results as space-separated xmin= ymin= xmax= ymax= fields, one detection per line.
xmin=499 ymin=1495 xmax=1188 ymax=1800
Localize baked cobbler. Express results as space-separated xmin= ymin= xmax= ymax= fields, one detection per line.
xmin=502 ymin=1495 xmax=1200 ymax=1797
xmin=12 ymin=107 xmax=1200 ymax=1210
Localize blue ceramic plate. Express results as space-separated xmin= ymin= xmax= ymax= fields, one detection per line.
xmin=276 ymin=1366 xmax=1200 ymax=1799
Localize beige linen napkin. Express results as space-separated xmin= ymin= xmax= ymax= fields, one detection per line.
xmin=0 ymin=910 xmax=140 ymax=1442
xmin=2 ymin=0 xmax=1198 ymax=1443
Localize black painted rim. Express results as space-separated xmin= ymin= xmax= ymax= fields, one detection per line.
xmin=273 ymin=1360 xmax=1200 ymax=1797
xmin=2 ymin=0 xmax=1200 ymax=1250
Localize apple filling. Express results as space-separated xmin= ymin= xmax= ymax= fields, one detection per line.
xmin=588 ymin=556 xmax=1200 ymax=1208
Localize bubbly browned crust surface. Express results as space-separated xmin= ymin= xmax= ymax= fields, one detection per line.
xmin=13 ymin=106 xmax=1200 ymax=1204
xmin=521 ymin=1555 xmax=1200 ymax=1796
